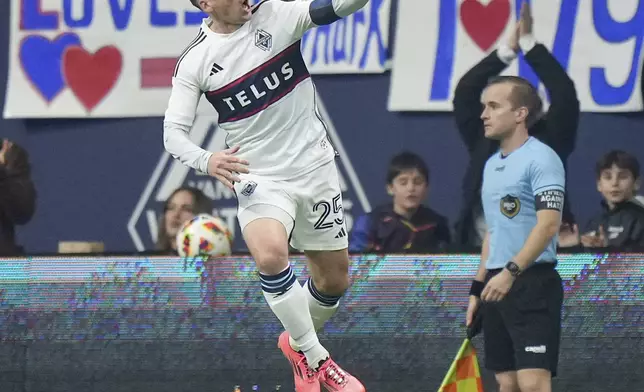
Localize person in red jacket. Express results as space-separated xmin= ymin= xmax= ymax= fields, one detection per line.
xmin=0 ymin=139 xmax=36 ymax=256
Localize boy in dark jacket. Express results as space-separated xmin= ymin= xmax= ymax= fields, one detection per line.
xmin=560 ymin=150 xmax=644 ymax=250
xmin=349 ymin=152 xmax=450 ymax=253
xmin=583 ymin=151 xmax=644 ymax=249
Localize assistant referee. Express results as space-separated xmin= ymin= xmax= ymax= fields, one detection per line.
xmin=466 ymin=75 xmax=565 ymax=392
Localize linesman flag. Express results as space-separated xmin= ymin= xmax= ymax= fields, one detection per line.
xmin=438 ymin=308 xmax=485 ymax=392
xmin=437 ymin=338 xmax=484 ymax=392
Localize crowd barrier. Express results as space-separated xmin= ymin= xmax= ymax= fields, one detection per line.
xmin=0 ymin=253 xmax=642 ymax=392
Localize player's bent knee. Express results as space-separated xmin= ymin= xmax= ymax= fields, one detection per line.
xmin=243 ymin=218 xmax=290 ymax=275
xmin=253 ymin=249 xmax=290 ymax=275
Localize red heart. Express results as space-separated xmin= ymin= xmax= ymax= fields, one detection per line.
xmin=460 ymin=0 xmax=511 ymax=52
xmin=63 ymin=46 xmax=122 ymax=112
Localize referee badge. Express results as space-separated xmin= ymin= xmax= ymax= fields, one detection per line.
xmin=500 ymin=194 xmax=520 ymax=218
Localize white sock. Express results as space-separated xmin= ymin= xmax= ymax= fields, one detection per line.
xmin=260 ymin=265 xmax=329 ymax=368
xmin=290 ymin=278 xmax=342 ymax=352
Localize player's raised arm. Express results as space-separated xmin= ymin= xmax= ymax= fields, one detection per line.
xmin=271 ymin=0 xmax=369 ymax=39
xmin=512 ymin=154 xmax=566 ymax=270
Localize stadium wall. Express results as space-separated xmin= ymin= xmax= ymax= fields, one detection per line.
xmin=0 ymin=254 xmax=641 ymax=392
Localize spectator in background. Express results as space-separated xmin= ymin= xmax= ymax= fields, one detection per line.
xmin=453 ymin=1 xmax=579 ymax=247
xmin=0 ymin=139 xmax=36 ymax=256
xmin=560 ymin=151 xmax=644 ymax=250
xmin=156 ymin=186 xmax=213 ymax=254
xmin=349 ymin=152 xmax=451 ymax=253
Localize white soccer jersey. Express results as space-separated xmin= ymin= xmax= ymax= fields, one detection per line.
xmin=163 ymin=0 xmax=337 ymax=180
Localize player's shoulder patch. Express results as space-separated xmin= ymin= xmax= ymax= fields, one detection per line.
xmin=173 ymin=29 xmax=208 ymax=77
xmin=500 ymin=194 xmax=521 ymax=219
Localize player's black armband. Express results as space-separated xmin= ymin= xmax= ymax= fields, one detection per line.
xmin=469 ymin=280 xmax=485 ymax=297
xmin=309 ymin=0 xmax=341 ymax=25
xmin=535 ymin=189 xmax=564 ymax=212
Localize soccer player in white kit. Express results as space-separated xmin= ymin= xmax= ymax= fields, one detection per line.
xmin=163 ymin=0 xmax=369 ymax=391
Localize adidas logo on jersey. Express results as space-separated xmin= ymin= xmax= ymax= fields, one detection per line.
xmin=128 ymin=92 xmax=371 ymax=252
xmin=210 ymin=62 xmax=224 ymax=76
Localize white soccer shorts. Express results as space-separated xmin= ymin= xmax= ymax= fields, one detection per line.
xmin=233 ymin=159 xmax=348 ymax=251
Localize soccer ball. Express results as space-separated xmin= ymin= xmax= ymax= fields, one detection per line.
xmin=175 ymin=214 xmax=234 ymax=258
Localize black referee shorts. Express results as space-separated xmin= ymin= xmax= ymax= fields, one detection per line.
xmin=482 ymin=262 xmax=563 ymax=376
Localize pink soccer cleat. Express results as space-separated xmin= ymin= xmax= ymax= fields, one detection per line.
xmin=317 ymin=357 xmax=366 ymax=392
xmin=277 ymin=332 xmax=321 ymax=392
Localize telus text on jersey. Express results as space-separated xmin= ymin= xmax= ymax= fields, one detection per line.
xmin=206 ymin=42 xmax=310 ymax=123
xmin=221 ymin=62 xmax=295 ymax=111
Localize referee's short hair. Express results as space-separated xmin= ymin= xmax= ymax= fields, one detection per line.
xmin=190 ymin=0 xmax=200 ymax=10
xmin=487 ymin=76 xmax=544 ymax=128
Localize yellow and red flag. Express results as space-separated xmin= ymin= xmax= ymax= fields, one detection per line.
xmin=437 ymin=338 xmax=484 ymax=392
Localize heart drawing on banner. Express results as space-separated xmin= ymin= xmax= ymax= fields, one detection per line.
xmin=63 ymin=46 xmax=123 ymax=112
xmin=460 ymin=0 xmax=511 ymax=52
xmin=19 ymin=33 xmax=82 ymax=103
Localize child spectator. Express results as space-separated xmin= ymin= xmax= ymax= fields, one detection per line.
xmin=561 ymin=150 xmax=644 ymax=250
xmin=349 ymin=152 xmax=451 ymax=253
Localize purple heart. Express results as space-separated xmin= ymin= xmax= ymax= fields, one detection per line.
xmin=20 ymin=33 xmax=82 ymax=103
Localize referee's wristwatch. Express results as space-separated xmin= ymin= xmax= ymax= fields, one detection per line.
xmin=504 ymin=261 xmax=522 ymax=277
